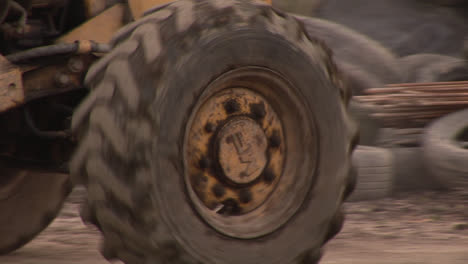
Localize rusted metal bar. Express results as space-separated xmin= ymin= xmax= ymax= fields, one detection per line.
xmin=373 ymin=111 xmax=454 ymax=119
xmin=357 ymin=81 xmax=468 ymax=128
xmin=22 ymin=55 xmax=95 ymax=102
xmin=365 ymin=82 xmax=468 ymax=94
xmin=385 ymin=81 xmax=468 ymax=87
xmin=0 ymin=54 xmax=95 ymax=114
xmin=358 ymin=93 xmax=468 ymax=99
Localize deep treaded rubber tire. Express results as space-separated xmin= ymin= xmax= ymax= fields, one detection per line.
xmin=70 ymin=1 xmax=358 ymax=263
xmin=294 ymin=15 xmax=402 ymax=89
xmin=423 ymin=109 xmax=468 ymax=189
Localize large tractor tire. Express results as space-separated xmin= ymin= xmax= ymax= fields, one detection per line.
xmin=70 ymin=0 xmax=358 ymax=263
xmin=0 ymin=167 xmax=71 ymax=254
xmin=294 ymin=15 xmax=402 ymax=90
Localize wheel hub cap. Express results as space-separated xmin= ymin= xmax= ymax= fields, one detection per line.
xmin=218 ymin=117 xmax=268 ymax=184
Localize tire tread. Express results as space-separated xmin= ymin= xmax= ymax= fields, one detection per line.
xmin=71 ymin=1 xmax=358 ymax=263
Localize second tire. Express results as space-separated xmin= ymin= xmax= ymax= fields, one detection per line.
xmin=348 ymin=146 xmax=393 ymax=202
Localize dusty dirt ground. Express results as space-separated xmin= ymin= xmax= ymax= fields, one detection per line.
xmin=1 ymin=187 xmax=467 ymax=264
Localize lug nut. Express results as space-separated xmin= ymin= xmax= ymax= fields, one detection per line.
xmin=204 ymin=122 xmax=216 ymax=133
xmin=239 ymin=189 xmax=252 ymax=204
xmin=269 ymin=130 xmax=281 ymax=148
xmin=218 ymin=198 xmax=240 ymax=215
xmin=250 ymin=102 xmax=266 ymax=120
xmin=212 ymin=183 xmax=226 ymax=198
xmin=263 ymin=168 xmax=275 ymax=183
xmin=223 ymin=99 xmax=240 ymax=114
xmin=192 ymin=173 xmax=208 ymax=189
xmin=198 ymin=156 xmax=211 ymax=170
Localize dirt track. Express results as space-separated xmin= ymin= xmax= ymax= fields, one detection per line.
xmin=1 ymin=187 xmax=467 ymax=264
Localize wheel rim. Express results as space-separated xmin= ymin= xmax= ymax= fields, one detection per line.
xmin=183 ymin=67 xmax=319 ymax=239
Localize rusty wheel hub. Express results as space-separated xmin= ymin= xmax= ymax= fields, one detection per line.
xmin=185 ymin=88 xmax=285 ymax=215
xmin=183 ymin=67 xmax=318 ymax=239
xmin=218 ymin=117 xmax=268 ymax=185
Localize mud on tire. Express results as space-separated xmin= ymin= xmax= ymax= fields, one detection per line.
xmin=70 ymin=1 xmax=358 ymax=263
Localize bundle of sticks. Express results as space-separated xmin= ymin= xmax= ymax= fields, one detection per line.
xmin=354 ymin=81 xmax=468 ymax=128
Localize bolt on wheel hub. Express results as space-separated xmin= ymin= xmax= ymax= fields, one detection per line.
xmin=218 ymin=117 xmax=268 ymax=184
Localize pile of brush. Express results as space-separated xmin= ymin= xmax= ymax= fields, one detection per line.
xmin=354 ymin=81 xmax=468 ymax=128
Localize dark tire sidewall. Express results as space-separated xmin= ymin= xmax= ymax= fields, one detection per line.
xmin=154 ymin=27 xmax=349 ymax=262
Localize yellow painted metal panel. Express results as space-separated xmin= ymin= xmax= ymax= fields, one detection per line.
xmin=56 ymin=4 xmax=126 ymax=44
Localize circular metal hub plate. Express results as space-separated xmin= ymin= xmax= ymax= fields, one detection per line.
xmin=184 ymin=88 xmax=285 ymax=215
xmin=218 ymin=118 xmax=268 ymax=184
